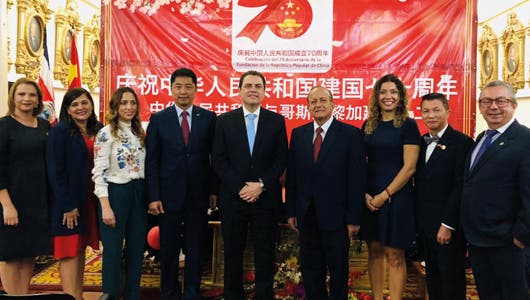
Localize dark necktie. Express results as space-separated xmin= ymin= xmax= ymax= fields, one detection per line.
xmin=181 ymin=111 xmax=190 ymax=146
xmin=313 ymin=127 xmax=323 ymax=163
xmin=424 ymin=135 xmax=440 ymax=145
xmin=471 ymin=129 xmax=498 ymax=169
xmin=246 ymin=114 xmax=256 ymax=154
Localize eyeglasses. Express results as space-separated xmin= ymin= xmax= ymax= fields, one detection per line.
xmin=478 ymin=97 xmax=513 ymax=108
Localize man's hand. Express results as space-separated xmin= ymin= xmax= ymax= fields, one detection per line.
xmin=239 ymin=182 xmax=263 ymax=203
xmin=347 ymin=224 xmax=360 ymax=238
xmin=148 ymin=200 xmax=165 ymax=215
xmin=514 ymin=237 xmax=525 ymax=249
xmin=437 ymin=225 xmax=452 ymax=245
xmin=287 ymin=217 xmax=298 ymax=234
xmin=365 ymin=193 xmax=379 ymax=212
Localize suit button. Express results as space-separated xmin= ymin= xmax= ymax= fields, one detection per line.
xmin=250 ymin=164 xmax=254 ymax=169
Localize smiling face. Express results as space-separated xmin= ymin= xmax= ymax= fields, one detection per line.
xmin=117 ymin=92 xmax=138 ymax=123
xmin=13 ymin=83 xmax=39 ymax=115
xmin=378 ymin=81 xmax=400 ymax=114
xmin=479 ymin=85 xmax=517 ymax=130
xmin=67 ymin=94 xmax=94 ymax=123
xmin=171 ymin=76 xmax=196 ymax=110
xmin=239 ymin=75 xmax=265 ymax=111
xmin=421 ymin=99 xmax=449 ymax=135
xmin=308 ymin=87 xmax=334 ymax=125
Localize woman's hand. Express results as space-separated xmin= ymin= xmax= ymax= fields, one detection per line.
xmin=365 ymin=193 xmax=379 ymax=212
xmin=62 ymin=208 xmax=80 ymax=229
xmin=2 ymin=204 xmax=18 ymax=226
xmin=101 ymin=206 xmax=116 ymax=228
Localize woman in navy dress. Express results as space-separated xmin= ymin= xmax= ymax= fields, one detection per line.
xmin=360 ymin=74 xmax=421 ymax=300
xmin=0 ymin=78 xmax=50 ymax=294
xmin=47 ymin=88 xmax=103 ymax=300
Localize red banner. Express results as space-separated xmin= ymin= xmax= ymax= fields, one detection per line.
xmin=101 ymin=0 xmax=477 ymax=136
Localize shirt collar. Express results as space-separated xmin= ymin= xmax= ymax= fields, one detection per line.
xmin=430 ymin=124 xmax=448 ymax=138
xmin=174 ymin=104 xmax=193 ymax=117
xmin=242 ymin=106 xmax=261 ymax=118
xmin=313 ymin=117 xmax=333 ymax=134
xmin=490 ymin=117 xmax=515 ymax=135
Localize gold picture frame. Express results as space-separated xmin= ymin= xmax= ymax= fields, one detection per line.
xmin=501 ymin=12 xmax=525 ymax=91
xmin=54 ymin=0 xmax=82 ymax=87
xmin=82 ymin=14 xmax=101 ymax=91
xmin=478 ymin=25 xmax=498 ymax=88
xmin=14 ymin=0 xmax=53 ymax=80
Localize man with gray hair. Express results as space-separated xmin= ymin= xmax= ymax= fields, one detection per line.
xmin=461 ymin=80 xmax=530 ymax=299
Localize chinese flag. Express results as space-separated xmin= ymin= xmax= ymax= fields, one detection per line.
xmin=67 ymin=31 xmax=81 ymax=89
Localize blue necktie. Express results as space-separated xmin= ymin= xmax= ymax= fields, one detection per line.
xmin=246 ymin=114 xmax=256 ymax=154
xmin=471 ymin=129 xmax=498 ymax=170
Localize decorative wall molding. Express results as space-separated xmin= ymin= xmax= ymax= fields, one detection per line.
xmin=53 ymin=0 xmax=82 ymax=87
xmin=82 ymin=14 xmax=100 ymax=91
xmin=500 ymin=12 xmax=525 ymax=91
xmin=478 ymin=24 xmax=498 ymax=88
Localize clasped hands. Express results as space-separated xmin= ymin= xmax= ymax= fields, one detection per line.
xmin=239 ymin=181 xmax=263 ymax=203
xmin=365 ymin=193 xmax=386 ymax=212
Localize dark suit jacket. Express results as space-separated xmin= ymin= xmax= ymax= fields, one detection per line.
xmin=145 ymin=105 xmax=217 ymax=212
xmin=285 ymin=119 xmax=366 ymax=231
xmin=46 ymin=121 xmax=102 ymax=236
xmin=461 ymin=120 xmax=530 ymax=247
xmin=415 ymin=126 xmax=473 ymax=238
xmin=212 ymin=107 xmax=288 ymax=212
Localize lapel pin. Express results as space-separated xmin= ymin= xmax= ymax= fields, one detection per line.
xmin=437 ymin=144 xmax=446 ymax=150
xmin=499 ymin=142 xmax=504 ymax=146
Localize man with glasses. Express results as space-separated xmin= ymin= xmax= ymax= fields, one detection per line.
xmin=461 ymin=80 xmax=530 ymax=299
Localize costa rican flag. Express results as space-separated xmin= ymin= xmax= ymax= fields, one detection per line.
xmin=38 ymin=28 xmax=56 ymax=124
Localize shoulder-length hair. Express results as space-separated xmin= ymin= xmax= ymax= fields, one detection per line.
xmin=105 ymin=87 xmax=145 ymax=144
xmin=59 ymin=87 xmax=102 ymax=136
xmin=364 ymin=74 xmax=409 ymax=134
xmin=7 ymin=78 xmax=43 ymax=116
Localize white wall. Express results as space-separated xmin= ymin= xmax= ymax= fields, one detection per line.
xmin=3 ymin=0 xmax=100 ymax=119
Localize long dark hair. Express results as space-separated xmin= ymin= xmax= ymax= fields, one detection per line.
xmin=59 ymin=87 xmax=102 ymax=136
xmin=105 ymin=87 xmax=145 ymax=144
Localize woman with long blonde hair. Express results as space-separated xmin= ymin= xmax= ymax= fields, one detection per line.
xmin=360 ymin=74 xmax=421 ymax=300
xmin=92 ymin=87 xmax=147 ymax=300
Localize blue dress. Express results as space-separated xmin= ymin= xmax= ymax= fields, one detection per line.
xmin=360 ymin=118 xmax=421 ymax=249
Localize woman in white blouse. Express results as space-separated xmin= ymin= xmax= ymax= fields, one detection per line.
xmin=92 ymin=87 xmax=146 ymax=300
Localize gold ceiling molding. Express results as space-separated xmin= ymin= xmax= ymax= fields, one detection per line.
xmin=14 ymin=0 xmax=53 ymax=80
xmin=82 ymin=14 xmax=100 ymax=91
xmin=500 ymin=12 xmax=525 ymax=91
xmin=54 ymin=0 xmax=83 ymax=87
xmin=478 ymin=24 xmax=498 ymax=89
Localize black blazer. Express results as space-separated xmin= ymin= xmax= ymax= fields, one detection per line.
xmin=415 ymin=126 xmax=473 ymax=238
xmin=145 ymin=105 xmax=217 ymax=212
xmin=47 ymin=121 xmax=102 ymax=236
xmin=461 ymin=120 xmax=530 ymax=247
xmin=212 ymin=107 xmax=288 ymax=212
xmin=285 ymin=119 xmax=366 ymax=231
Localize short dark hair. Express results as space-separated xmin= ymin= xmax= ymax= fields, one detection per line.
xmin=421 ymin=92 xmax=449 ymax=110
xmin=170 ymin=68 xmax=197 ymax=86
xmin=238 ymin=70 xmax=266 ymax=89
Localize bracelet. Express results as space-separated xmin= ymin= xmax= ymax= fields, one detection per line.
xmin=385 ymin=188 xmax=392 ymax=198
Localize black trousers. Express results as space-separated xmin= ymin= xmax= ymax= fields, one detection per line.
xmin=221 ymin=202 xmax=276 ymax=300
xmin=469 ymin=244 xmax=530 ymax=300
xmin=159 ymin=207 xmax=207 ymax=300
xmin=422 ymin=233 xmax=466 ymax=300
xmin=299 ymin=204 xmax=350 ymax=300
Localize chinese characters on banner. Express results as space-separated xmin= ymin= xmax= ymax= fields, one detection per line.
xmin=102 ymin=0 xmax=477 ymax=135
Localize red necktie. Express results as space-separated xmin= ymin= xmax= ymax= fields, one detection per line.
xmin=181 ymin=111 xmax=190 ymax=145
xmin=313 ymin=127 xmax=323 ymax=163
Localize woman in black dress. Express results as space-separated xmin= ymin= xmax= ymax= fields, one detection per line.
xmin=360 ymin=74 xmax=421 ymax=300
xmin=0 ymin=78 xmax=50 ymax=294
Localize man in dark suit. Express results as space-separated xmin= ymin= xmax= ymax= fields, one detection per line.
xmin=212 ymin=70 xmax=288 ymax=300
xmin=415 ymin=93 xmax=473 ymax=300
xmin=146 ymin=68 xmax=217 ymax=300
xmin=461 ymin=80 xmax=530 ymax=300
xmin=285 ymin=86 xmax=365 ymax=299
